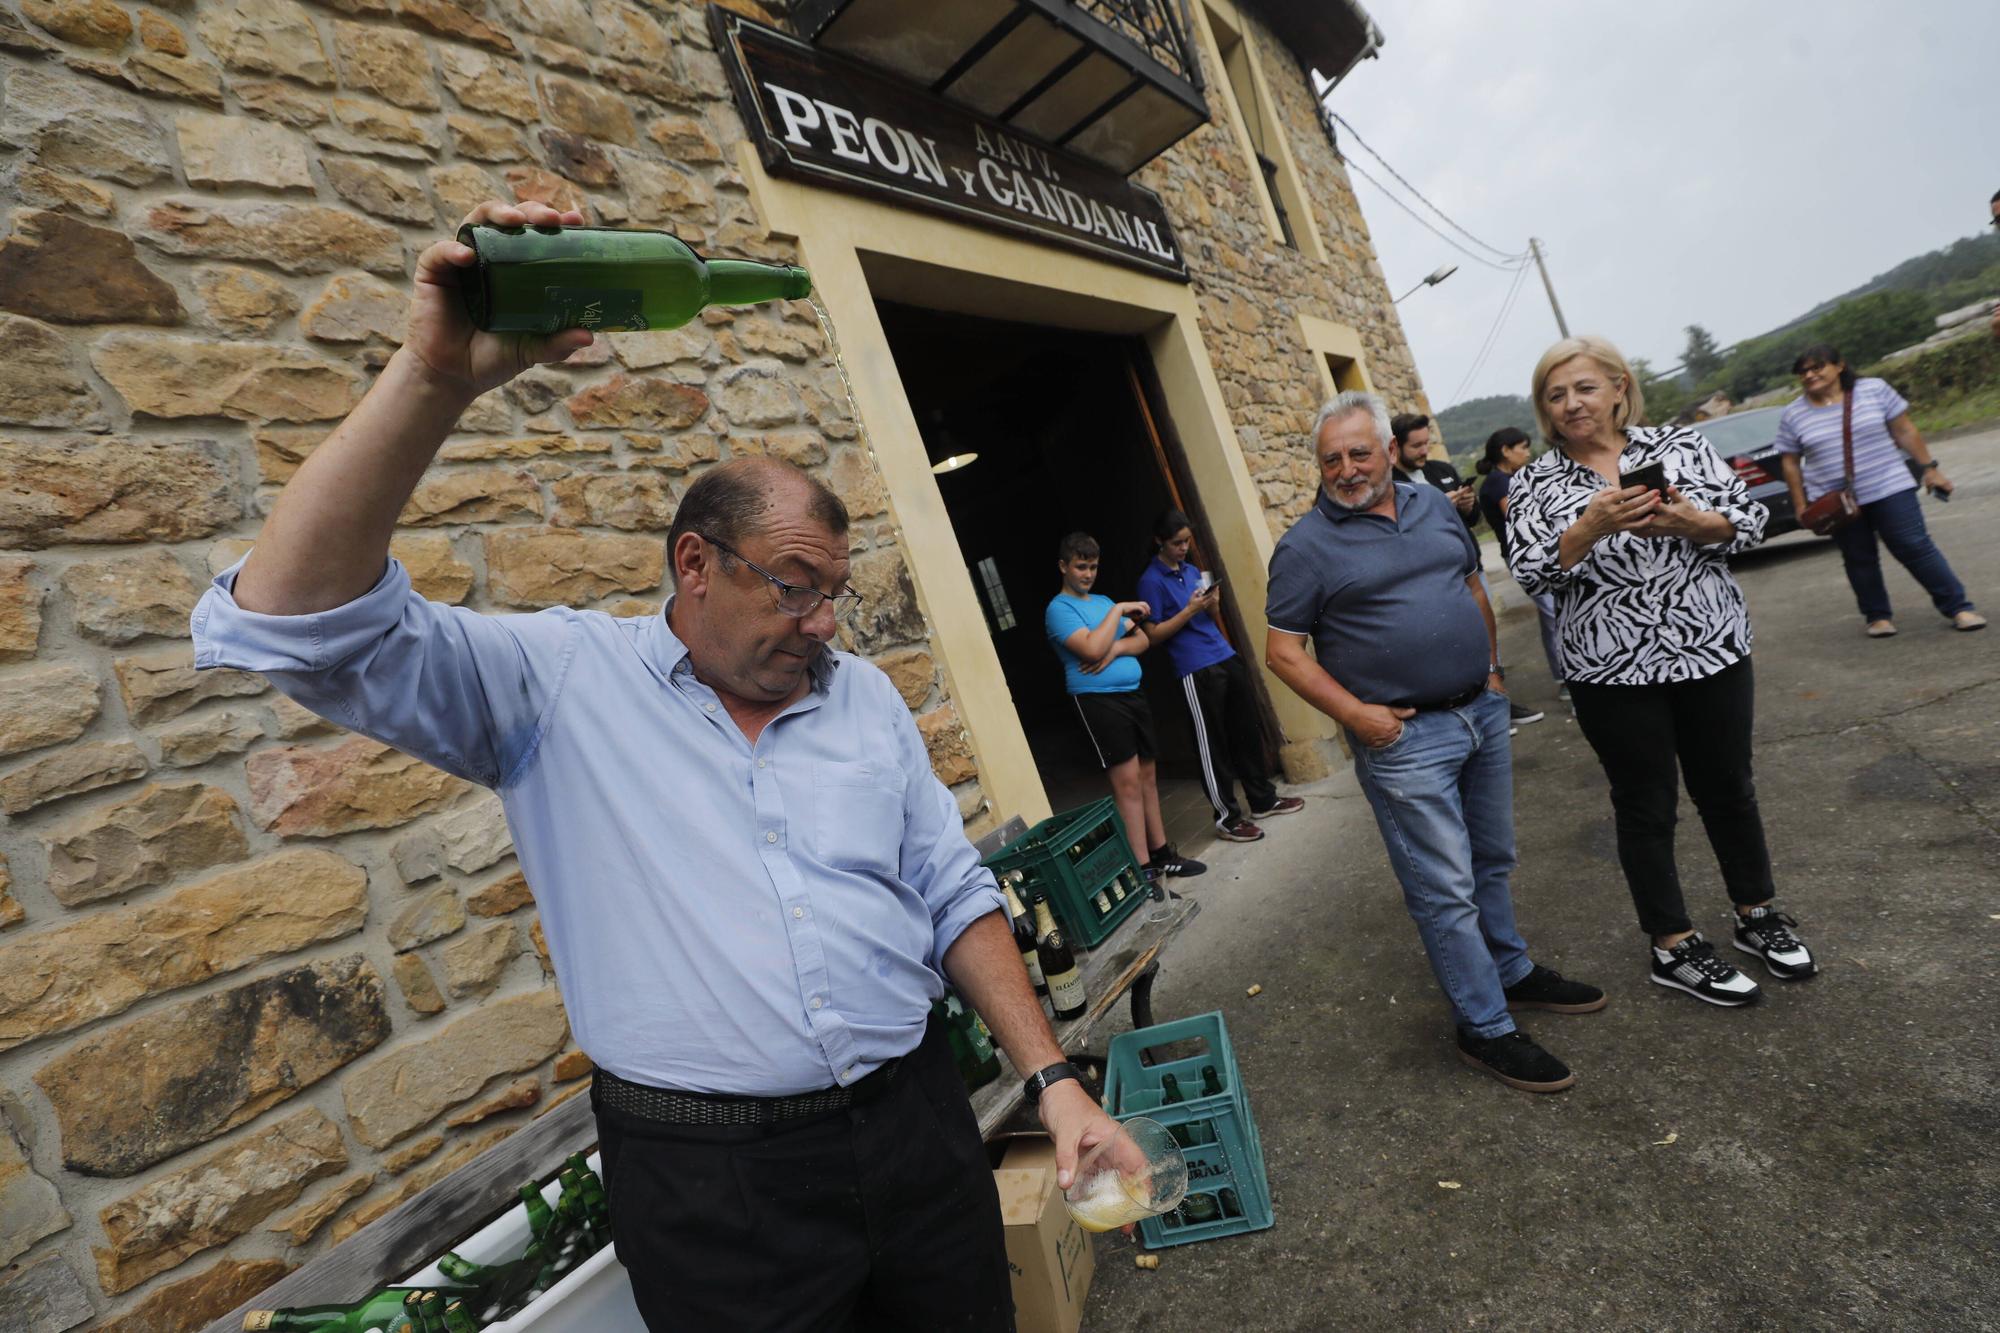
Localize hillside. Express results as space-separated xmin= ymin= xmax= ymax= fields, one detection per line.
xmin=1436 ymin=393 xmax=1535 ymax=460
xmin=1788 ymin=231 xmax=2000 ymax=331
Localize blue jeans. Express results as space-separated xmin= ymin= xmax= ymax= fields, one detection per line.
xmin=1349 ymin=688 xmax=1532 ymax=1038
xmin=1830 ymin=487 xmax=1973 ymax=622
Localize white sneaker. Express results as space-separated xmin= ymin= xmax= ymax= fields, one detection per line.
xmin=1732 ymin=907 xmax=1818 ymax=978
xmin=1650 ymin=934 xmax=1761 ymax=1006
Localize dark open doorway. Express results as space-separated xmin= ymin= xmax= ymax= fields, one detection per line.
xmin=876 ymin=301 xmax=1268 ymax=847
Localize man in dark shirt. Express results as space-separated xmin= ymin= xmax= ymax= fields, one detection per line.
xmin=1391 ymin=412 xmax=1479 ymax=530
xmin=1264 ymin=391 xmax=1603 ymax=1094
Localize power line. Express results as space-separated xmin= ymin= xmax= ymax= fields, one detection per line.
xmin=1325 ymin=111 xmax=1527 ymax=264
xmin=1339 ymin=153 xmax=1527 ymax=273
xmin=1447 ymin=261 xmax=1532 ymax=407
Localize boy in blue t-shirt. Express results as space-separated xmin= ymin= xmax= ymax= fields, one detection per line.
xmin=1045 ymin=532 xmax=1205 ymax=881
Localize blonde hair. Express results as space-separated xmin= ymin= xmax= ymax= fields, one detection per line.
xmin=1529 ymin=335 xmax=1645 ymax=444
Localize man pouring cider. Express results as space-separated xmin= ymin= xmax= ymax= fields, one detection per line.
xmin=191 ymin=199 xmax=1118 ymax=1330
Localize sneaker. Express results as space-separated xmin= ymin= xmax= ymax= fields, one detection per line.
xmin=1509 ymin=701 xmax=1546 ymax=726
xmin=1455 ymin=1028 xmax=1574 ymax=1093
xmin=1250 ymin=796 xmax=1306 ymax=818
xmin=1503 ymin=964 xmax=1608 ymax=1014
xmin=1145 ymin=845 xmax=1207 ymax=878
xmin=1213 ymin=818 xmax=1264 ymax=843
xmin=1866 ymin=620 xmax=1897 ymax=638
xmin=1650 ymin=934 xmax=1761 ymax=1006
xmin=1954 ymin=611 xmax=1987 ymax=632
xmin=1732 ymin=906 xmax=1818 ymax=978
xmin=1557 ymin=684 xmax=1571 ymax=704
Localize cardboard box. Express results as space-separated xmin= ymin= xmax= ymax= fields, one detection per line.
xmin=992 ymin=1135 xmax=1095 ymax=1333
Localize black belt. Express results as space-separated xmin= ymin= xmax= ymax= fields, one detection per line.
xmin=1394 ymin=683 xmax=1486 ymax=713
xmin=593 ymin=1058 xmax=905 ymax=1127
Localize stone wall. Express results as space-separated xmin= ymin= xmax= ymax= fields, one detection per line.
xmin=1136 ymin=16 xmax=1430 ymax=539
xmin=0 ymin=0 xmax=1421 ymax=1326
xmin=0 ymin=1 xmax=976 ymax=1326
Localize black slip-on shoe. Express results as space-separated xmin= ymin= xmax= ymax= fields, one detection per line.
xmin=1455 ymin=1028 xmax=1574 ymax=1093
xmin=1503 ymin=964 xmax=1608 ymax=1014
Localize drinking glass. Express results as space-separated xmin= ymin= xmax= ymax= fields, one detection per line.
xmin=1062 ymin=1117 xmax=1187 ymax=1233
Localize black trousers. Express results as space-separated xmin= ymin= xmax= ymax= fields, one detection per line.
xmin=1567 ymin=657 xmax=1776 ymax=939
xmin=1182 ymin=656 xmax=1277 ymax=824
xmin=592 ymin=1020 xmax=1012 ymax=1333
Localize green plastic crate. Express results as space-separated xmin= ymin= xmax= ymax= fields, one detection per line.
xmin=1103 ymin=1012 xmax=1274 ymax=1247
xmin=981 ymin=798 xmax=1148 ymax=948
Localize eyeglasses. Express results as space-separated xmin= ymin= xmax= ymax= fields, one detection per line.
xmin=701 ymin=535 xmax=862 ymax=621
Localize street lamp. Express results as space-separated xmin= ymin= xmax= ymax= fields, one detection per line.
xmin=1392 ymin=263 xmax=1458 ymax=303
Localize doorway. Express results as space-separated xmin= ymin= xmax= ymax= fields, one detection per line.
xmin=876 ymin=302 xmax=1270 ymax=848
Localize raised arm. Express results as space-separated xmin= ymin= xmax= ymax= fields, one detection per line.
xmin=1142 ymin=584 xmax=1218 ymax=646
xmin=233 ymin=200 xmax=593 ymax=615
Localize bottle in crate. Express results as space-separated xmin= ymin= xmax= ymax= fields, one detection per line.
xmin=1003 ymin=880 xmax=1048 ymax=997
xmin=1031 ymin=894 xmax=1087 ymax=1020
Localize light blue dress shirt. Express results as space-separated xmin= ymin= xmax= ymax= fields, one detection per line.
xmin=191 ymin=557 xmax=1005 ymax=1096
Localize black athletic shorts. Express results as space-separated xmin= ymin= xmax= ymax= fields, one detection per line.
xmin=1072 ymin=689 xmax=1158 ymax=768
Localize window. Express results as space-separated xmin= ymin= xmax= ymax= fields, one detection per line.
xmin=1199 ymin=1 xmax=1323 ymax=261
xmin=973 ymin=556 xmax=1017 ymax=632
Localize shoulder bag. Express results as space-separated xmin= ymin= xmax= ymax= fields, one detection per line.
xmin=1799 ymin=390 xmax=1859 ymax=536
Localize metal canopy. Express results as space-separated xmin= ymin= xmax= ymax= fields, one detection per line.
xmin=789 ymin=0 xmax=1211 ymax=176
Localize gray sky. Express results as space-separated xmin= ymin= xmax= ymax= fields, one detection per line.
xmin=1323 ymin=0 xmax=2000 ymax=411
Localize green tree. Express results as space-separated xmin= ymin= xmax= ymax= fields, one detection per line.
xmin=1808 ymin=290 xmax=1933 ymax=368
xmin=1631 ymin=356 xmax=1695 ymax=425
xmin=1682 ymin=324 xmax=1725 ymax=382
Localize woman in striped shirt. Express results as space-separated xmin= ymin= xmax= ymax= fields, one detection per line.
xmin=1775 ymin=343 xmax=1983 ymax=636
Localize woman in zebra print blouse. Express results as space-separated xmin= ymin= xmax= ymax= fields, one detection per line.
xmin=1506 ymin=335 xmax=1819 ymax=1008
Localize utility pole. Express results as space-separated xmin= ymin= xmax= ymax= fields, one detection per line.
xmin=1528 ymin=237 xmax=1569 ymax=338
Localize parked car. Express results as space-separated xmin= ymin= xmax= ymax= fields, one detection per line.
xmin=1692 ymin=405 xmax=1803 ymax=537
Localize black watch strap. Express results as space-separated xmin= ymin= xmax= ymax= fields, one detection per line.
xmin=1022 ymin=1061 xmax=1082 ymax=1105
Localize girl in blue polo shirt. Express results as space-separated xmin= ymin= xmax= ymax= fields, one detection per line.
xmin=1136 ymin=510 xmax=1303 ymax=841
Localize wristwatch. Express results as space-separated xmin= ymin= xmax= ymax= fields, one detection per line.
xmin=1921 ymin=460 xmax=1940 ymax=472
xmin=1489 ymin=663 xmax=1506 ymax=679
xmin=1023 ymin=1061 xmax=1084 ymax=1105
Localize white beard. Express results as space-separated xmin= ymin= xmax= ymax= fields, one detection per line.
xmin=1326 ymin=476 xmax=1392 ymax=511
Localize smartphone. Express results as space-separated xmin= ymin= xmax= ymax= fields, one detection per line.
xmin=1618 ymin=461 xmax=1670 ymax=496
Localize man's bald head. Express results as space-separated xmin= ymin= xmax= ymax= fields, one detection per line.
xmin=666 ymin=457 xmax=849 ymax=588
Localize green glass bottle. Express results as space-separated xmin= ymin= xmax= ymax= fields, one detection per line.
xmin=570 ymin=1162 xmax=613 ymax=1250
xmin=456 ymin=224 xmax=812 ymax=334
xmin=442 ymin=1301 xmax=480 ymax=1333
xmin=241 ymin=1288 xmax=424 ymax=1331
xmin=434 ymin=1254 xmax=496 ymax=1287
xmin=518 ymin=1183 xmax=556 ymax=1241
xmin=418 ymin=1292 xmax=448 ymax=1333
xmin=555 ymin=1169 xmax=587 ymax=1227
xmin=1200 ymin=1064 xmax=1223 ymax=1098
xmin=941 ymin=990 xmax=1001 ymax=1090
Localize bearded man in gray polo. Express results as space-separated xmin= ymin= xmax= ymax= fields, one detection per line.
xmin=1262 ymin=391 xmax=1604 ymax=1093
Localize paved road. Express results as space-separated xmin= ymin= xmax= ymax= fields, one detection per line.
xmin=1079 ymin=427 xmax=1999 ymax=1331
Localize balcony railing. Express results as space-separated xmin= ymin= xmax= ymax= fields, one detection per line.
xmin=790 ymin=0 xmax=1211 ymax=176
xmin=1076 ymin=0 xmax=1202 ymax=89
